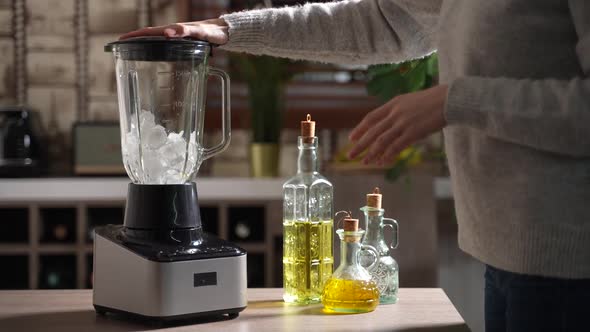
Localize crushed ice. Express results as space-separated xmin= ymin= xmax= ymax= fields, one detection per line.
xmin=122 ymin=110 xmax=201 ymax=184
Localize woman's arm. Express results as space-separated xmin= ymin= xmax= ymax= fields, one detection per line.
xmin=220 ymin=0 xmax=441 ymax=65
xmin=121 ymin=0 xmax=442 ymax=65
xmin=444 ymin=1 xmax=590 ymax=157
xmin=348 ymin=1 xmax=590 ymax=164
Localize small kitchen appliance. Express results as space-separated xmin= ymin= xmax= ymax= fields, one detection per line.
xmin=0 ymin=106 xmax=47 ymax=177
xmin=93 ymin=37 xmax=246 ymax=321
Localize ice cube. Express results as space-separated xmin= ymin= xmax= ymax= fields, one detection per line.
xmin=122 ymin=132 xmax=140 ymax=172
xmin=139 ymin=110 xmax=155 ymax=129
xmin=167 ymin=131 xmax=184 ymax=143
xmin=188 ymin=131 xmax=199 ymax=160
xmin=143 ymin=125 xmax=167 ymax=150
xmin=141 ymin=151 xmax=166 ymax=183
xmin=163 ymin=169 xmax=185 ymax=184
xmin=186 ymin=131 xmax=203 ymax=174
xmin=123 ymin=131 xmax=139 ymax=151
xmin=121 ymin=132 xmax=139 ymax=159
xmin=159 ymin=137 xmax=187 ymax=169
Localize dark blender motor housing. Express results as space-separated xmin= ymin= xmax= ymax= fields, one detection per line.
xmin=94 ymin=183 xmax=246 ymax=320
xmin=100 ymin=183 xmax=245 ymax=263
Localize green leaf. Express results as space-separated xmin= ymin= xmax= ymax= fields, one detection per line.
xmin=366 ymin=73 xmax=406 ymax=102
xmin=366 ymin=53 xmax=437 ymax=102
xmin=403 ymin=61 xmax=427 ymax=92
xmin=367 ymin=63 xmax=399 ymax=78
xmin=426 ymin=54 xmax=439 ymax=77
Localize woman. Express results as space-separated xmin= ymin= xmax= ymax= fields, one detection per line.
xmin=122 ymin=1 xmax=590 ymax=330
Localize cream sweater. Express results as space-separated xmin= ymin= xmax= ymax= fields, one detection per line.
xmin=221 ymin=0 xmax=590 ymax=278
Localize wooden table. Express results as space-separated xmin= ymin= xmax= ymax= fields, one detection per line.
xmin=0 ymin=288 xmax=469 ymax=332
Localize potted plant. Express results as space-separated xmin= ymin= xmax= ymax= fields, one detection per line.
xmin=232 ymin=54 xmax=293 ymax=177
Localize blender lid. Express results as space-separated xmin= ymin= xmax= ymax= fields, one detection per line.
xmin=105 ymin=36 xmax=213 ymax=62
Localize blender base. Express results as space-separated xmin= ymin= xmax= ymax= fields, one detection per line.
xmin=93 ymin=304 xmax=242 ymax=322
xmin=92 ymin=229 xmax=247 ymax=322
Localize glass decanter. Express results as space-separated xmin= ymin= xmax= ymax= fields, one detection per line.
xmin=360 ymin=188 xmax=399 ymax=304
xmin=282 ymin=115 xmax=334 ymax=304
xmin=322 ymin=216 xmax=379 ymax=313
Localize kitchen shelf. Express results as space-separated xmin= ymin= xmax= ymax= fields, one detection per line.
xmin=0 ymin=177 xmax=285 ymax=202
xmin=0 ymin=178 xmax=287 ymax=289
xmin=0 ymin=245 xmax=30 ymax=254
xmin=37 ymin=246 xmax=79 ymax=254
xmin=0 ymin=177 xmax=452 ymax=201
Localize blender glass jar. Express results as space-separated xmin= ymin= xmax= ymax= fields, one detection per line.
xmin=105 ymin=37 xmax=230 ymax=184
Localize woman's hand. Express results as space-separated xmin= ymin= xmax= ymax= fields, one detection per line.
xmin=348 ymin=85 xmax=448 ymax=165
xmin=119 ymin=18 xmax=229 ymax=45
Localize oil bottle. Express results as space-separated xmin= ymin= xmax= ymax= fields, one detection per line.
xmin=322 ymin=215 xmax=379 ymax=313
xmin=282 ymin=114 xmax=334 ymax=304
xmin=360 ymin=187 xmax=399 ymax=304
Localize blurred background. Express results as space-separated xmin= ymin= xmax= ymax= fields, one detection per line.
xmin=0 ymin=1 xmax=483 ymax=330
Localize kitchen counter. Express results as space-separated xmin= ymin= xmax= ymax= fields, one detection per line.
xmin=0 ymin=176 xmax=452 ymax=202
xmin=0 ymin=288 xmax=468 ymax=332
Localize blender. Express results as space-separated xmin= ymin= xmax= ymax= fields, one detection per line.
xmin=93 ymin=37 xmax=247 ymax=321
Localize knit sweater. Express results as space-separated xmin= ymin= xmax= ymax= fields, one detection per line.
xmin=221 ymin=0 xmax=590 ymax=279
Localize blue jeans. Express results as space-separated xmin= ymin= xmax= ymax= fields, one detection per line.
xmin=485 ymin=265 xmax=590 ymax=332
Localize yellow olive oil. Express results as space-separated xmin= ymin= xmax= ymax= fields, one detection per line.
xmin=321 ymin=278 xmax=380 ymax=313
xmin=283 ymin=219 xmax=333 ymax=304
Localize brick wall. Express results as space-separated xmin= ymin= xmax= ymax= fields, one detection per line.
xmin=0 ymin=0 xmax=180 ymax=173
xmin=0 ymin=0 xmax=14 ymax=104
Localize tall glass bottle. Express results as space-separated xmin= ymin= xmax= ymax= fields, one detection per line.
xmin=360 ymin=188 xmax=399 ymax=304
xmin=283 ymin=115 xmax=334 ymax=304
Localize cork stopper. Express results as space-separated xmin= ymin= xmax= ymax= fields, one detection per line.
xmin=343 ymin=217 xmax=361 ymax=243
xmin=367 ymin=187 xmax=382 ymax=209
xmin=343 ymin=217 xmax=359 ymax=232
xmin=301 ymin=114 xmax=316 ymax=143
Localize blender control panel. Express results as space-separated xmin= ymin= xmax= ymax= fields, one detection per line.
xmin=193 ymin=272 xmax=217 ymax=287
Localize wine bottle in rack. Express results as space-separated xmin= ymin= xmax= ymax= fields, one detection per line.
xmin=39 ymin=255 xmax=76 ymax=289
xmin=40 ymin=208 xmax=76 ymax=243
xmin=228 ymin=206 xmax=265 ymax=243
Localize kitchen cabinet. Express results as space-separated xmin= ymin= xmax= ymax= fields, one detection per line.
xmin=0 ymin=177 xmax=284 ymax=289
xmin=0 ymin=176 xmax=450 ymax=290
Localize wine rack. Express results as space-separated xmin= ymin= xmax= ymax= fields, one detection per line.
xmin=0 ymin=208 xmax=29 ymax=243
xmin=38 ymin=255 xmax=76 ymax=289
xmin=246 ymin=253 xmax=266 ymax=288
xmin=0 ymin=198 xmax=282 ymax=289
xmin=200 ymin=207 xmax=220 ymax=236
xmin=86 ymin=207 xmax=124 ymax=243
xmin=0 ymin=176 xmax=446 ymax=290
xmin=0 ymin=255 xmax=28 ymax=289
xmin=39 ymin=208 xmax=77 ymax=244
xmin=228 ymin=206 xmax=266 ymax=243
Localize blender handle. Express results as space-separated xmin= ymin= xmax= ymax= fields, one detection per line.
xmin=358 ymin=244 xmax=380 ymax=272
xmin=382 ymin=218 xmax=399 ymax=250
xmin=203 ymin=67 xmax=231 ymax=161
